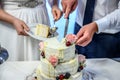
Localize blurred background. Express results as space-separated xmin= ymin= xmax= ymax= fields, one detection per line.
xmin=46 ymin=1 xmax=77 ymax=40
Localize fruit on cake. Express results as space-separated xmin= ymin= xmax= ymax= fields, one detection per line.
xmin=28 ymin=34 xmax=86 ymax=80
xmin=35 ymin=24 xmax=50 ymax=38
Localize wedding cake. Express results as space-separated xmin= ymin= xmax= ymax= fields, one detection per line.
xmin=29 ymin=34 xmax=86 ymax=80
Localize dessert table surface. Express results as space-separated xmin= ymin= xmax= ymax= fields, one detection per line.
xmin=0 ymin=58 xmax=120 ymax=80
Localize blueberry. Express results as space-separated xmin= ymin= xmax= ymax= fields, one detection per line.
xmin=77 ymin=67 xmax=81 ymax=72
xmin=64 ymin=72 xmax=71 ymax=79
xmin=34 ymin=76 xmax=37 ymax=79
xmin=56 ymin=76 xmax=59 ymax=80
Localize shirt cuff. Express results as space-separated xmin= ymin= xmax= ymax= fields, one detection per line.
xmin=95 ymin=17 xmax=110 ymax=33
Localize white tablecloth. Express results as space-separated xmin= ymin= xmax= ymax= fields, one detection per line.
xmin=0 ymin=58 xmax=120 ymax=80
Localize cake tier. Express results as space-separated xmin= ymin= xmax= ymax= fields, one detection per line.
xmin=43 ymin=38 xmax=75 ymax=62
xmin=35 ymin=63 xmax=82 ymax=80
xmin=39 ymin=56 xmax=79 ymax=77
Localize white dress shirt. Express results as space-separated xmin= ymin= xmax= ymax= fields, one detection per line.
xmin=76 ymin=0 xmax=120 ymax=34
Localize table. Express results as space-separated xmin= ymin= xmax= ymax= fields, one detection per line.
xmin=0 ymin=58 xmax=120 ymax=80
xmin=83 ymin=58 xmax=120 ymax=80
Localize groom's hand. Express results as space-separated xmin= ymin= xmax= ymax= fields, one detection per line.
xmin=61 ymin=0 xmax=78 ymax=18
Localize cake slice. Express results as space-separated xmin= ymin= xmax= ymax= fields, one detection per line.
xmin=35 ymin=24 xmax=50 ymax=38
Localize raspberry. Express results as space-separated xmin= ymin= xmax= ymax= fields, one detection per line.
xmin=59 ymin=74 xmax=64 ymax=80
xmin=41 ymin=51 xmax=45 ymax=58
xmin=66 ymin=41 xmax=71 ymax=46
xmin=80 ymin=66 xmax=83 ymax=70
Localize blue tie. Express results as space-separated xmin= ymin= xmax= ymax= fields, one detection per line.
xmin=83 ymin=0 xmax=96 ymax=25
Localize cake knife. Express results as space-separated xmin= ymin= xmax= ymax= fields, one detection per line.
xmin=64 ymin=17 xmax=69 ymax=37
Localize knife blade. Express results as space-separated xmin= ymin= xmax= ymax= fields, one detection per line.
xmin=64 ymin=17 xmax=69 ymax=37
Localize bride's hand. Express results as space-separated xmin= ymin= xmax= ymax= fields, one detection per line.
xmin=52 ymin=5 xmax=63 ymax=21
xmin=12 ymin=18 xmax=30 ymax=36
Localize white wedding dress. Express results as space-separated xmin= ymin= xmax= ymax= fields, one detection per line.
xmin=0 ymin=0 xmax=51 ymax=61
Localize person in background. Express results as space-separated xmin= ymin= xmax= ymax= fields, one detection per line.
xmin=0 ymin=0 xmax=62 ymax=61
xmin=61 ymin=0 xmax=120 ymax=58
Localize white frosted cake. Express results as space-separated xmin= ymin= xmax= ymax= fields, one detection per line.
xmin=28 ymin=34 xmax=86 ymax=80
